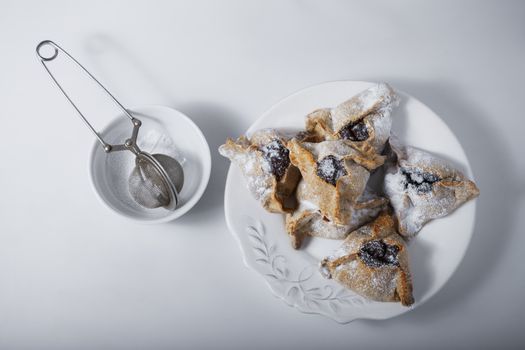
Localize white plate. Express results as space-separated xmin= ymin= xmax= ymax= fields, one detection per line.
xmin=90 ymin=105 xmax=211 ymax=223
xmin=224 ymin=81 xmax=477 ymax=323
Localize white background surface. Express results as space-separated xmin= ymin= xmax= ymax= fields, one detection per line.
xmin=0 ymin=1 xmax=524 ymax=349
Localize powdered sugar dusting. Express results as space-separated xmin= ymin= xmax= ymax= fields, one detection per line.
xmin=384 ymin=141 xmax=472 ymax=237
xmin=319 ymin=215 xmax=408 ymax=303
xmin=219 ymin=143 xmax=273 ymax=203
xmin=368 ymin=110 xmax=394 ymax=152
xmin=292 ymin=180 xmax=387 ymax=240
xmin=302 ymin=140 xmax=361 ymax=160
xmin=316 ymin=155 xmax=347 ymax=186
xmin=260 ymin=139 xmax=290 ymax=180
xmin=331 ymin=83 xmax=399 ymax=132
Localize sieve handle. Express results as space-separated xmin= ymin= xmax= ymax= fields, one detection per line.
xmin=36 ymin=40 xmax=140 ymax=153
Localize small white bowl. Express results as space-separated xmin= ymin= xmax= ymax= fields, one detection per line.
xmin=89 ymin=105 xmax=211 ymax=223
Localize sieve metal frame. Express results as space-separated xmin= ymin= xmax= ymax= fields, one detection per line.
xmin=36 ymin=40 xmax=179 ymax=210
xmin=36 ymin=40 xmax=140 ymax=152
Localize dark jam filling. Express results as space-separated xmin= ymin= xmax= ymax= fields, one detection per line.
xmin=338 ymin=120 xmax=369 ymax=141
xmin=317 ymin=155 xmax=348 ymax=186
xmin=359 ymin=240 xmax=400 ymax=268
xmin=316 ymin=155 xmax=347 ymax=186
xmin=401 ymin=168 xmax=440 ymax=194
xmin=260 ymin=140 xmax=290 ymax=181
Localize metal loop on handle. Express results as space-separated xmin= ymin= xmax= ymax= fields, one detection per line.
xmin=36 ymin=40 xmax=59 ymax=61
xmin=36 ymin=40 xmax=137 ymax=152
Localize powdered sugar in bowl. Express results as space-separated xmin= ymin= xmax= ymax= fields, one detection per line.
xmin=90 ymin=105 xmax=211 ymax=223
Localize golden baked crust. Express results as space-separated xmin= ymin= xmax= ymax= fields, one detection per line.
xmin=384 ymin=136 xmax=480 ymax=237
xmin=305 ymin=83 xmax=398 ymax=157
xmin=219 ymin=129 xmax=301 ymax=213
xmin=285 ymin=180 xmax=388 ymax=249
xmin=287 ymin=138 xmax=383 ymax=225
xmin=320 ymin=212 xmax=414 ymax=306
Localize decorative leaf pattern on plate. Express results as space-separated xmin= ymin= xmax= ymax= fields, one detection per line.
xmin=245 ymin=217 xmax=368 ymax=313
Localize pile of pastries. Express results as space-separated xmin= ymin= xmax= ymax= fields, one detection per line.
xmin=219 ymin=83 xmax=479 ymax=307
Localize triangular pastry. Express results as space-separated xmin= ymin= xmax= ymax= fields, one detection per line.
xmin=286 ymin=180 xmax=388 ymax=249
xmin=287 ymin=138 xmax=384 ymax=225
xmin=320 ymin=212 xmax=414 ymax=306
xmin=219 ymin=129 xmax=301 ymax=213
xmin=305 ymin=83 xmax=399 ymax=156
xmin=384 ymin=137 xmax=480 ymax=237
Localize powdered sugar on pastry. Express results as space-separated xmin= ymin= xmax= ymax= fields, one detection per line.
xmin=219 ymin=141 xmax=273 ymax=202
xmin=301 ymin=139 xmax=362 ymax=160
xmin=305 ymin=83 xmax=399 ymax=158
xmin=285 ymin=180 xmax=388 ymax=248
xmin=384 ymin=138 xmax=480 ymax=237
xmin=288 ymin=139 xmax=374 ymax=225
xmin=219 ymin=128 xmax=301 ymax=213
xmin=331 ymin=83 xmax=399 ymax=131
xmin=319 ymin=213 xmax=414 ymax=306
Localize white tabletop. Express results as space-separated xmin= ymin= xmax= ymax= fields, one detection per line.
xmin=1 ymin=1 xmax=524 ymax=349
